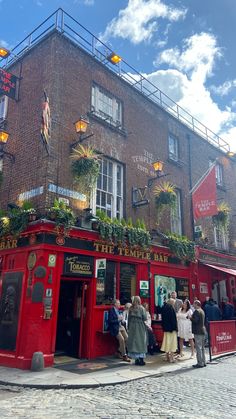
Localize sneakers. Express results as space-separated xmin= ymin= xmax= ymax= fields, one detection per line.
xmin=122 ymin=355 xmax=131 ymax=362
xmin=192 ymin=364 xmax=204 ymax=368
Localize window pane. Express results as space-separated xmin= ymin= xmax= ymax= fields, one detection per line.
xmin=169 ymin=135 xmax=178 ymax=160
xmin=120 ymin=264 xmax=136 ymax=305
xmin=96 ymin=261 xmax=116 ymax=305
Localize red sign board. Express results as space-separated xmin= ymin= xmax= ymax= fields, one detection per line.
xmin=192 ymin=165 xmax=218 ymax=220
xmin=209 ymin=320 xmax=236 ymax=356
xmin=0 ymin=68 xmax=18 ymax=100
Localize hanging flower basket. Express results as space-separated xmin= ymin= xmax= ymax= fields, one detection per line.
xmin=212 ymin=202 xmax=230 ymax=229
xmin=154 ymin=181 xmax=177 ymax=208
xmin=71 ymin=144 xmax=100 ymax=191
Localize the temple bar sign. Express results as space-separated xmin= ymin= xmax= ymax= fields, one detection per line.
xmin=0 ymin=68 xmax=18 ymax=100
xmin=64 ymin=253 xmax=94 ymax=277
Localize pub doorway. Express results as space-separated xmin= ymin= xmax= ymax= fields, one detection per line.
xmin=55 ymin=279 xmax=87 ymax=358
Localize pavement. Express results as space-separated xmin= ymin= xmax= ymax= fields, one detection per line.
xmin=0 ymin=349 xmax=213 ymax=389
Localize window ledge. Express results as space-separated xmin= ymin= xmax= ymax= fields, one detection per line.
xmin=167 ymin=157 xmax=183 ymax=168
xmin=89 ymin=111 xmax=127 ymax=137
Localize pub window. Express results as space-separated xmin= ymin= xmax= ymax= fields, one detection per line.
xmin=170 ymin=189 xmax=182 ymax=235
xmin=168 ymin=134 xmax=179 ymax=161
xmin=119 ymin=263 xmax=136 ymax=305
xmin=209 ymin=159 xmax=223 ymax=186
xmin=91 ymin=84 xmax=123 ymax=128
xmin=213 ymin=225 xmax=228 ymax=251
xmin=94 ymin=157 xmax=123 ymax=219
xmin=0 ymin=96 xmax=8 ymax=121
xmin=96 ymin=261 xmax=116 ymax=305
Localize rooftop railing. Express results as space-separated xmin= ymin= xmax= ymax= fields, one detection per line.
xmin=0 ymin=8 xmax=230 ymax=153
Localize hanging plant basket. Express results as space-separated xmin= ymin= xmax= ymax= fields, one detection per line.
xmin=212 ymin=202 xmax=230 ymax=229
xmin=154 ymin=181 xmax=177 ymax=208
xmin=71 ymin=144 xmax=100 ymax=191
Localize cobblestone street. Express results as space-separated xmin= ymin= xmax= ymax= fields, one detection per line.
xmin=0 ymin=355 xmax=236 ymax=419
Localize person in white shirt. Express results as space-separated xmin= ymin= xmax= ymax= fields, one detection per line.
xmin=177 ymin=299 xmax=195 ymax=358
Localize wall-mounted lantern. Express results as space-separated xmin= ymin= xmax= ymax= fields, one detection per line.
xmin=0 ymin=130 xmax=15 ymax=163
xmin=70 ymin=116 xmax=94 ymax=150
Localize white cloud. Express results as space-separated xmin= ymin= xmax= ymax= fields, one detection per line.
xmin=134 ymin=32 xmax=236 ymax=150
xmin=211 ymin=80 xmax=236 ymax=96
xmin=101 ymin=0 xmax=186 ymax=44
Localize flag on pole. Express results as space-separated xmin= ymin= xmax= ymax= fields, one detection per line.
xmin=191 ymin=164 xmax=218 ymax=220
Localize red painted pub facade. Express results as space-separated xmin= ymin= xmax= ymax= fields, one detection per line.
xmin=0 ymin=221 xmax=195 ymax=369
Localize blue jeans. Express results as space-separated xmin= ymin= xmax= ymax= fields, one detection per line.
xmin=194 ymin=334 xmax=206 ymax=366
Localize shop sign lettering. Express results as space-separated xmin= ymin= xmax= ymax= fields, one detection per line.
xmin=0 ymin=239 xmax=17 ymax=250
xmin=94 ymin=242 xmax=169 ymax=262
xmin=64 ymin=253 xmax=94 ymax=277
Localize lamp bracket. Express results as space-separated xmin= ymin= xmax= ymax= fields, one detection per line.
xmin=147 ymin=173 xmax=169 ymax=188
xmin=70 ymin=132 xmax=94 ymax=150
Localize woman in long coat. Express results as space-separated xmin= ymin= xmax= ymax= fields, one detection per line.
xmin=127 ymin=296 xmax=147 ymax=365
xmin=161 ymin=298 xmax=178 ymax=362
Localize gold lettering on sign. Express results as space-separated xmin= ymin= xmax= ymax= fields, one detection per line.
xmin=0 ymin=239 xmax=18 ymax=250
xmin=93 ymin=242 xmax=170 ymax=263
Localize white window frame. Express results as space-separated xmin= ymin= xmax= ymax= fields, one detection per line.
xmin=213 ymin=225 xmax=228 ymax=251
xmin=168 ymin=134 xmax=179 ymax=161
xmin=91 ymin=157 xmax=123 ymax=219
xmin=91 ymin=84 xmax=122 ymax=127
xmin=0 ymin=96 xmax=8 ymax=121
xmin=170 ymin=189 xmax=182 ymax=235
xmin=209 ymin=160 xmax=223 ymax=186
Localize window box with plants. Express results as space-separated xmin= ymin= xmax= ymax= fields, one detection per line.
xmin=162 ymin=233 xmax=195 ymax=262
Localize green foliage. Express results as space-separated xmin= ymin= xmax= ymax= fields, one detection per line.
xmin=71 ymin=144 xmax=100 ymax=191
xmin=212 ymin=201 xmax=231 ymax=230
xmin=48 ymin=199 xmax=75 ymax=230
xmin=164 ymin=233 xmax=195 ymax=261
xmin=153 ymin=181 xmax=177 ymax=222
xmin=96 ymin=214 xmax=151 ymax=249
xmin=0 ymin=207 xmax=29 ymax=238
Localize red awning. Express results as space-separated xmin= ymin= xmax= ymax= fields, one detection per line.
xmin=204 ymin=263 xmax=236 ymax=276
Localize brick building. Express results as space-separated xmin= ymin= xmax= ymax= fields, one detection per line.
xmin=0 ymin=10 xmax=236 ymax=368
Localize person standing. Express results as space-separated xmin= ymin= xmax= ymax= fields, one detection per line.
xmin=222 ymin=297 xmax=235 ymax=320
xmin=122 ymin=302 xmax=132 ymax=330
xmin=143 ymin=302 xmax=157 ymax=355
xmin=161 ymin=298 xmax=178 ymax=363
xmin=127 ymin=296 xmax=147 ymax=366
xmin=171 ymin=291 xmax=183 ymax=313
xmin=190 ymin=300 xmax=206 ymax=368
xmin=108 ymin=299 xmax=131 ymax=362
xmin=177 ymin=299 xmax=195 ymax=358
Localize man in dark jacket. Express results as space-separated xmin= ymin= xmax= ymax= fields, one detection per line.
xmin=190 ymin=300 xmax=206 ymax=368
xmin=204 ymin=298 xmax=221 ymax=321
xmin=108 ymin=299 xmax=131 ymax=362
xmin=222 ymin=297 xmax=235 ymax=320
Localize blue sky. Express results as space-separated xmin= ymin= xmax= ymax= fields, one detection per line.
xmin=1 ymin=0 xmax=236 ymax=151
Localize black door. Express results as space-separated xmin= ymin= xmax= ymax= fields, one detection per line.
xmin=55 ymin=280 xmax=82 ymax=357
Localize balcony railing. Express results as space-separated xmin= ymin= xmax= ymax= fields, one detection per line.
xmin=0 ymin=8 xmax=230 ymax=153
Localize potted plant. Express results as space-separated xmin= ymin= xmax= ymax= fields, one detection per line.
xmin=71 ymin=144 xmax=100 ymax=192
xmin=21 ymin=201 xmax=37 ymax=222
xmin=212 ymin=202 xmax=231 ymax=230
xmin=47 ymin=199 xmax=75 ymax=233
